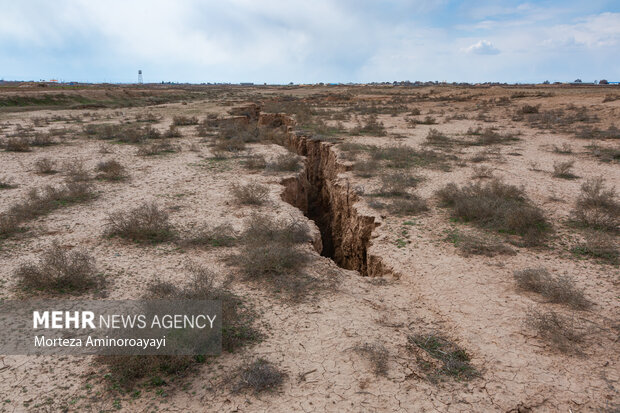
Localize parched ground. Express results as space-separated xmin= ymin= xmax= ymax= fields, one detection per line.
xmin=0 ymin=84 xmax=618 ymax=412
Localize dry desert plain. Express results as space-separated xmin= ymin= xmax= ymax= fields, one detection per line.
xmin=0 ymin=83 xmax=619 ymax=412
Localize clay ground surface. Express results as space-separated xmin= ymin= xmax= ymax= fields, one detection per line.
xmin=0 ymin=84 xmax=618 ymax=412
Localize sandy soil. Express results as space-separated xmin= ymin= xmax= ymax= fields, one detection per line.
xmin=0 ymin=84 xmax=618 ymax=412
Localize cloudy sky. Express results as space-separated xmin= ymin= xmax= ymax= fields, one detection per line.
xmin=1 ymin=0 xmax=619 ymax=84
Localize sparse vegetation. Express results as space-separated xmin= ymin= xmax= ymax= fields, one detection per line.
xmin=15 ymin=243 xmax=103 ymax=294
xmin=513 ymin=268 xmax=590 ymax=309
xmin=572 ymin=231 xmax=619 ymax=265
xmin=181 ymin=223 xmax=237 ymax=248
xmin=353 ymin=343 xmax=389 ymax=377
xmin=436 ymin=179 xmax=549 ymax=245
xmin=446 ymin=230 xmax=516 ymax=257
xmin=526 ymin=308 xmax=585 ymax=353
xmin=95 ymin=159 xmax=128 ymax=181
xmin=231 ymin=182 xmax=270 ymax=205
xmin=266 ymin=152 xmax=301 ymax=172
xmin=172 ymin=115 xmax=199 ymax=126
xmin=408 ymin=333 xmax=478 ymax=381
xmin=105 ymin=202 xmax=175 ymax=243
xmin=234 ymin=359 xmax=286 ymax=394
xmin=570 ymin=177 xmax=619 ymax=232
xmin=552 ymin=160 xmax=578 ymax=179
xmin=34 ymin=157 xmax=57 ymax=174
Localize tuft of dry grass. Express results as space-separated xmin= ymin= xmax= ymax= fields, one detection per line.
xmin=436 ymin=179 xmax=549 ymax=245
xmin=100 ymin=264 xmax=260 ymax=389
xmin=266 ymin=153 xmax=301 ymax=172
xmin=353 ymin=343 xmax=389 ymax=377
xmin=227 ymin=214 xmax=314 ymax=299
xmin=136 ymin=141 xmax=179 ymax=156
xmin=244 ymin=155 xmax=267 ymax=171
xmin=63 ymin=159 xmax=91 ymax=182
xmin=105 ymin=202 xmax=175 ymax=243
xmin=3 ymin=137 xmax=31 ymax=152
xmin=34 ymin=157 xmax=57 ymax=174
xmin=231 ymin=182 xmax=270 ymax=205
xmin=172 ymin=115 xmax=199 ymax=126
xmin=526 ymin=308 xmax=585 ymax=353
xmin=570 ymin=177 xmax=619 ymax=232
xmin=552 ymin=160 xmax=578 ymax=179
xmin=15 ymin=243 xmax=103 ymax=294
xmin=446 ymin=230 xmax=516 ymax=257
xmin=95 ymin=159 xmax=128 ymax=181
xmin=408 ymin=333 xmax=478 ymax=381
xmin=234 ymin=359 xmax=286 ymax=394
xmin=572 ymin=231 xmax=619 ymax=265
xmin=514 ymin=268 xmax=590 ymax=310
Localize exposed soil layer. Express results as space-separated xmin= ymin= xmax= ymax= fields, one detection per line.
xmin=273 ymin=115 xmax=391 ymax=277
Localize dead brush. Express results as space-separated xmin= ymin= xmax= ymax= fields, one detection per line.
xmin=525 ymin=308 xmax=586 ymax=353
xmin=513 ymin=268 xmax=590 ymax=310
xmin=408 ymin=333 xmax=478 ymax=381
xmin=34 ymin=157 xmax=57 ymax=174
xmin=436 ymin=179 xmax=549 ymax=245
xmin=243 ymin=154 xmax=267 ymax=171
xmin=172 ymin=115 xmax=199 ymax=126
xmin=266 ymin=152 xmax=301 ymax=172
xmin=233 ymin=359 xmax=286 ymax=394
xmin=376 ymin=172 xmax=421 ymax=197
xmin=30 ymin=132 xmax=55 ymax=147
xmin=180 ymin=223 xmax=237 ymax=248
xmin=3 ymin=137 xmax=31 ymax=152
xmin=227 ymin=214 xmax=314 ymax=299
xmin=63 ymin=159 xmax=91 ymax=182
xmin=15 ymin=243 xmax=103 ymax=294
xmin=231 ymin=182 xmax=270 ymax=205
xmin=471 ymin=165 xmax=494 ymax=179
xmin=100 ymin=264 xmax=260 ymax=389
xmin=7 ymin=181 xmax=95 ymax=222
xmin=136 ymin=141 xmax=179 ymax=156
xmin=446 ymin=230 xmax=515 ymax=257
xmin=95 ymin=159 xmax=127 ymax=181
xmin=353 ymin=343 xmax=389 ymax=377
xmin=552 ymin=160 xmax=578 ymax=179
xmin=425 ymin=128 xmax=451 ymax=146
xmin=552 ymin=143 xmax=573 ymax=154
xmin=385 ymin=196 xmax=429 ymax=216
xmin=571 ymin=231 xmax=619 ymax=265
xmin=570 ymin=177 xmax=619 ymax=232
xmin=105 ymin=202 xmax=175 ymax=243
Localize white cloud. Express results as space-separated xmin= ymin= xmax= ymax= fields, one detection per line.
xmin=464 ymin=40 xmax=500 ymax=55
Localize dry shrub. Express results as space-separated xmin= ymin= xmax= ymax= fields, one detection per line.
xmin=350 ymin=114 xmax=386 ymax=136
xmin=266 ymin=153 xmax=301 ymax=172
xmin=164 ymin=125 xmax=182 ymax=138
xmin=15 ymin=243 xmax=103 ymax=293
xmin=514 ymin=268 xmax=590 ymax=310
xmin=0 ymin=215 xmax=23 ymax=239
xmin=552 ymin=143 xmax=573 ymax=154
xmin=572 ymin=231 xmax=619 ymax=265
xmin=386 ymin=196 xmax=429 ymax=216
xmin=446 ymin=230 xmax=516 ymax=257
xmin=0 ymin=177 xmax=17 ymax=189
xmin=181 ymin=223 xmax=237 ymax=248
xmin=425 ymin=128 xmax=451 ymax=146
xmin=353 ymin=159 xmax=381 ymax=177
xmin=172 ymin=115 xmax=199 ymax=126
xmin=34 ymin=157 xmax=57 ymax=174
xmin=472 ymin=128 xmax=518 ymax=146
xmin=353 ymin=343 xmax=389 ymax=377
xmin=95 ymin=159 xmax=127 ymax=181
xmin=100 ymin=265 xmax=260 ymax=389
xmin=436 ymin=179 xmax=549 ymax=245
xmin=526 ymin=308 xmax=585 ymax=353
xmin=244 ymin=155 xmax=267 ymax=170
xmin=231 ymin=182 xmax=269 ymax=205
xmin=586 ymin=143 xmax=620 ymax=163
xmin=408 ymin=333 xmax=478 ymax=381
xmin=30 ymin=132 xmax=55 ymax=147
xmin=369 ymin=144 xmax=452 ymax=170
xmin=552 ymin=160 xmax=577 ymax=179
xmin=571 ymin=177 xmax=619 ymax=232
xmin=136 ymin=141 xmax=179 ymax=156
xmin=377 ymin=172 xmax=421 ymax=197
xmin=7 ymin=181 xmax=95 ymax=222
xmin=105 ymin=202 xmax=175 ymax=243
xmin=63 ymin=159 xmax=91 ymax=182
xmin=228 ymin=214 xmax=313 ymax=299
xmin=3 ymin=137 xmax=31 ymax=152
xmin=234 ymin=359 xmax=286 ymax=394
xmin=471 ymin=165 xmax=494 ymax=179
